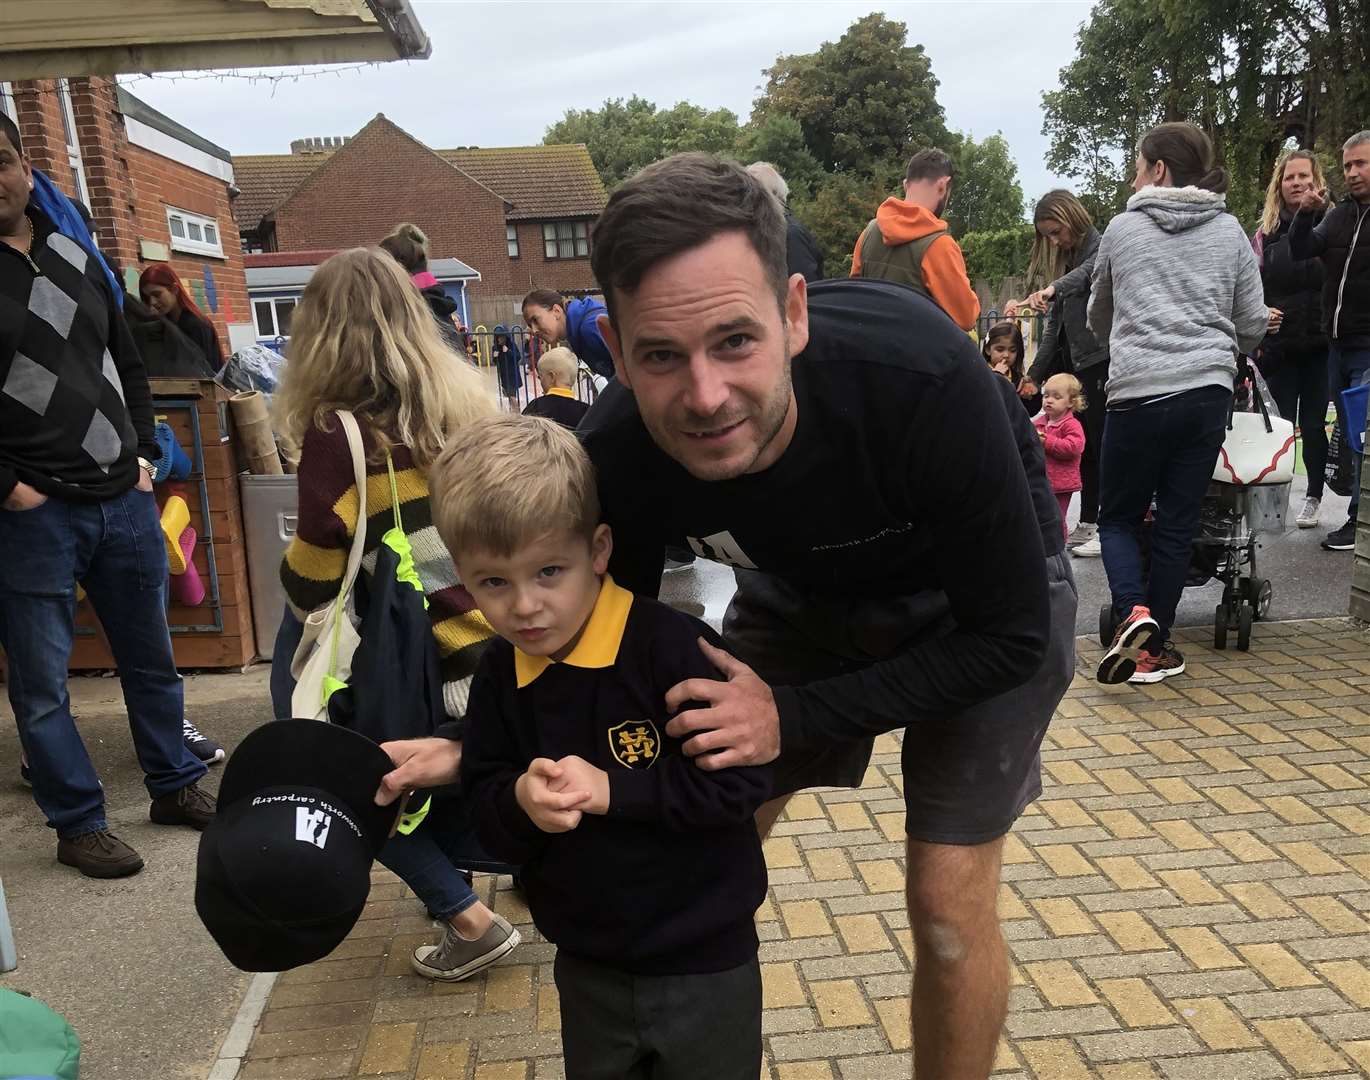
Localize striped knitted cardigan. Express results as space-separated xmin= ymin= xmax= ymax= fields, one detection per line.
xmin=280 ymin=414 xmax=494 ymax=719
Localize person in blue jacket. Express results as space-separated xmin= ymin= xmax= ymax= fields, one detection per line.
xmin=522 ymin=288 xmax=615 ymax=380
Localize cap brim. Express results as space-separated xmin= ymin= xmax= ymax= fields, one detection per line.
xmin=219 ymin=719 xmax=397 ymax=850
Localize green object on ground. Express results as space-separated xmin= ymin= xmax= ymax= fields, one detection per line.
xmin=0 ymin=988 xmax=81 ymax=1079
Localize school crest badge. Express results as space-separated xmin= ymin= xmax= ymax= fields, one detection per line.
xmin=608 ymin=719 xmax=660 ymax=769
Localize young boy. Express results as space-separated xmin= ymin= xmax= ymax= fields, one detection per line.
xmin=521 ymin=346 xmax=590 ymax=429
xmin=429 ymin=415 xmax=771 ymax=1079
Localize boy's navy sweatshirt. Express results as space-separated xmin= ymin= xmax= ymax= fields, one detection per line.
xmin=460 ymin=577 xmax=771 ymax=975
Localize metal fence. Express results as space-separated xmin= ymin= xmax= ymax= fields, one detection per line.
xmin=976 ymin=309 xmax=1047 ymax=367
xmin=464 ymin=326 xmax=602 ymax=414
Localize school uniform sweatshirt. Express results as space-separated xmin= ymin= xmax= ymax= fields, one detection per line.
xmin=1087 ymin=185 xmax=1268 ymax=406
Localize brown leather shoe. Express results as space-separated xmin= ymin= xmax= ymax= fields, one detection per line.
xmin=57 ymin=830 xmax=145 ymax=878
xmin=149 ymin=782 xmax=217 ymax=830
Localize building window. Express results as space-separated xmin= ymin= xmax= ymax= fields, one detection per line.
xmin=166 ymin=206 xmax=224 ymax=258
xmin=506 ymin=223 xmax=520 ymax=258
xmin=542 ymin=221 xmax=589 ymax=260
xmin=0 ymin=82 xmax=15 ymax=122
xmin=56 ymin=79 xmax=90 ymax=206
xmin=253 ymin=297 xmax=297 ymax=339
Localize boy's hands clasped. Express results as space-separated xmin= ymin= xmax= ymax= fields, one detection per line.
xmin=516 ymin=756 xmax=609 ymax=833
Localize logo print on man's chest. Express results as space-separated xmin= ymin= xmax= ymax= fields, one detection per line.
xmin=685 ymin=530 xmax=757 ymax=569
xmin=608 ymin=719 xmax=660 ymax=769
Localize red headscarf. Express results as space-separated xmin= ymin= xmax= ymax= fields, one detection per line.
xmin=138 ymin=263 xmax=207 ymax=321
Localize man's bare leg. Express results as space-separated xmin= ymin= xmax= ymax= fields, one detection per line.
xmin=755 ymin=793 xmax=792 ymax=840
xmin=905 ymin=835 xmax=1007 ymax=1079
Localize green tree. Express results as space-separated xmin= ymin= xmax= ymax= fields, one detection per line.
xmin=1042 ymin=0 xmax=1370 ymax=226
xmin=751 ymin=12 xmax=950 ymax=182
xmin=946 ymin=133 xmax=1026 ymax=236
xmin=545 ymin=97 xmax=741 ymax=190
xmin=790 ymin=172 xmax=891 ymax=277
xmin=737 ymin=112 xmax=824 ymax=200
xmin=961 ymin=224 xmax=1037 ymax=291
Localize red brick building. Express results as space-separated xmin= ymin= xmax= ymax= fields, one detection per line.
xmin=0 ymin=76 xmax=251 ymax=356
xmin=231 ymin=114 xmax=607 ymax=326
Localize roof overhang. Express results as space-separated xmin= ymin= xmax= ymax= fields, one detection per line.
xmin=0 ymin=0 xmax=430 ymax=80
xmin=247 ymin=255 xmax=480 ymax=291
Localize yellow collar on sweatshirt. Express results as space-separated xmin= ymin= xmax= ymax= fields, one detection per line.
xmin=514 ymin=575 xmax=632 ymax=688
xmin=546 ymin=387 xmax=576 ymax=399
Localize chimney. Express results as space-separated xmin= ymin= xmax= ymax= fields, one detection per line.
xmin=289 ymin=136 xmax=348 ymax=155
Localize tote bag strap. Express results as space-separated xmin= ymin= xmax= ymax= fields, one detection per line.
xmin=335 ymin=410 xmax=371 ymax=600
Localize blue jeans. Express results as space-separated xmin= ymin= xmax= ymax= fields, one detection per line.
xmin=1330 ymin=343 xmax=1370 ymax=518
xmin=270 ymin=606 xmax=510 ymax=920
xmin=1099 ymin=386 xmax=1232 ymax=641
xmin=0 ymin=487 xmax=206 ymax=838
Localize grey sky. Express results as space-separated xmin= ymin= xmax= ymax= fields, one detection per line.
xmin=128 ymin=1 xmax=1094 ymax=205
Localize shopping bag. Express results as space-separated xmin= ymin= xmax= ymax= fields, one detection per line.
xmin=290 ymin=411 xmax=369 ymax=720
xmin=1326 ymin=419 xmax=1355 ymax=497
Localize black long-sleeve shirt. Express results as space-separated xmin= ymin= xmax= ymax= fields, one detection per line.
xmin=579 ymin=278 xmax=1053 ymax=757
xmin=0 ymin=205 xmax=154 ymax=503
xmin=460 ymin=578 xmax=771 ymax=974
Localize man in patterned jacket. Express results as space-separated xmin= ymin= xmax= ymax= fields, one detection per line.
xmin=0 ymin=112 xmax=215 ymax=879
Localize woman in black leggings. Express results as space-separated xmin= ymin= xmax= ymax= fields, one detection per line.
xmin=1014 ymin=190 xmax=1109 ymax=556
xmin=1252 ymin=149 xmax=1329 ymax=530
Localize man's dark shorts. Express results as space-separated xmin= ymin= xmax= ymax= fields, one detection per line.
xmin=723 ymin=552 xmax=1077 ymax=846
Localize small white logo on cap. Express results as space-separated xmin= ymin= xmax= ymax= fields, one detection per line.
xmin=296 ymin=807 xmax=332 ymax=849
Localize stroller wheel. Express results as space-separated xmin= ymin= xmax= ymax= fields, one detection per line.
xmin=1237 ymin=603 xmax=1254 ymax=651
xmin=1246 ymin=577 xmax=1272 ymax=621
xmin=1099 ymin=603 xmax=1119 ymax=648
xmin=1213 ymin=604 xmax=1228 ymax=650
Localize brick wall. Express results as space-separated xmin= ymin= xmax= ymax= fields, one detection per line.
xmin=271 ymin=117 xmax=599 ymax=304
xmin=124 ymin=141 xmax=251 ymax=351
xmin=7 ymin=77 xmax=248 ymax=357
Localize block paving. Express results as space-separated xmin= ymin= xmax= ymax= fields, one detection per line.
xmin=238 ymin=618 xmax=1370 ymax=1079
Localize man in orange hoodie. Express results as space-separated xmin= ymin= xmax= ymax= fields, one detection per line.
xmin=851 ymin=149 xmax=981 ymax=331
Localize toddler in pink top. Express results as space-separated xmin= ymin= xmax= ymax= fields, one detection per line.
xmin=1034 ymin=373 xmax=1087 ymax=540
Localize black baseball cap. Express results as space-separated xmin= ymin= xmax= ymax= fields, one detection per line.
xmin=195 ymin=720 xmax=397 ymax=972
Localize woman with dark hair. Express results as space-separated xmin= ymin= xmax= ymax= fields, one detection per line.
xmin=520 ymin=288 xmax=616 ymax=380
xmin=1011 ymin=190 xmax=1110 ymax=556
xmin=379 ymin=222 xmax=466 ymax=352
xmin=1089 ymin=122 xmax=1269 ymax=686
xmin=1253 ymin=150 xmax=1329 ymax=530
xmin=138 ymin=263 xmax=224 ymax=372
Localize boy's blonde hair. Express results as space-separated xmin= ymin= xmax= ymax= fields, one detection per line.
xmin=430 ymin=414 xmax=600 ymax=559
xmin=1044 ymin=372 xmax=1087 ymax=413
xmin=536 ymin=346 xmax=579 ymax=388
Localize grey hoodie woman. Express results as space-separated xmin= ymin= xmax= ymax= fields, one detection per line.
xmin=1088 ymin=185 xmax=1268 ymax=404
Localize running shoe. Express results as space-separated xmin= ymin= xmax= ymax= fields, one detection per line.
xmin=1129 ymin=641 xmax=1186 ymax=683
xmin=1066 ymin=521 xmax=1097 ymax=548
xmin=1322 ymin=519 xmax=1356 ymax=551
xmin=1072 ymin=536 xmax=1102 ymax=558
xmin=183 ymin=718 xmax=225 ymax=763
xmin=1096 ymin=605 xmax=1160 ymax=685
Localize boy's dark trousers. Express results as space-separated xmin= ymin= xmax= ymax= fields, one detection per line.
xmin=554 ymin=951 xmax=761 ymax=1079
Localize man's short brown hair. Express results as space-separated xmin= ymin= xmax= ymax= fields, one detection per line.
xmin=429 ymin=414 xmax=599 ymax=559
xmin=589 ymin=152 xmax=788 ymax=320
xmin=904 ymin=148 xmax=955 ymax=184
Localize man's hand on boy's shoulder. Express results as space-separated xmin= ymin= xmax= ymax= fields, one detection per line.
xmin=550 ymin=755 xmax=610 ymax=815
xmin=516 ymin=758 xmax=593 ymax=833
xmin=664 ymin=637 xmax=781 ymax=770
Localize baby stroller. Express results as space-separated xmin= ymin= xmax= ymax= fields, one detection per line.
xmin=1099 ymin=356 xmax=1291 ymax=652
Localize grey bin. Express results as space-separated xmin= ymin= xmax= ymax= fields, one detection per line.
xmin=239 ymin=473 xmax=299 ymax=659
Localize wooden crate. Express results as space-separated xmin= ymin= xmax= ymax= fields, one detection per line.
xmin=69 ymin=378 xmax=259 ymax=670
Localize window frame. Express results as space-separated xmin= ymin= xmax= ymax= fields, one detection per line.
xmin=56 ymin=79 xmax=90 ymax=207
xmin=166 ymin=205 xmax=225 ymax=258
xmin=0 ymin=82 xmax=15 ymax=122
xmin=253 ymin=296 xmax=298 ymax=340
xmin=506 ymin=222 xmax=520 ymax=259
xmin=540 ymin=219 xmax=590 ymax=261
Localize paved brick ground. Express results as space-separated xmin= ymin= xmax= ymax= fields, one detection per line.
xmin=237 ymin=618 xmax=1370 ymax=1079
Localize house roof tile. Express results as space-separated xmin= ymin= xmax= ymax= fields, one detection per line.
xmin=231 ymin=141 xmax=605 ymax=231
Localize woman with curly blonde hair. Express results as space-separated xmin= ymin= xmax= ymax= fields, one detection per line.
xmin=273 ymin=247 xmax=520 ymax=983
